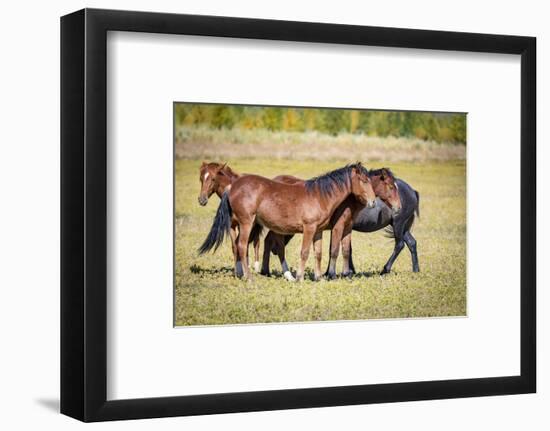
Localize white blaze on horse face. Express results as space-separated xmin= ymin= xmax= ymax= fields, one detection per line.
xmin=203 ymin=172 xmax=209 ymax=181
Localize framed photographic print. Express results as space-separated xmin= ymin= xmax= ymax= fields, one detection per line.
xmin=61 ymin=8 xmax=536 ymax=422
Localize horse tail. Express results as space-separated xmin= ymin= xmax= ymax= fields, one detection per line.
xmin=249 ymin=223 xmax=264 ymax=245
xmin=414 ymin=190 xmax=420 ymax=218
xmin=198 ymin=191 xmax=232 ymax=254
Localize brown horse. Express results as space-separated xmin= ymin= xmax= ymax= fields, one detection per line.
xmin=261 ymin=168 xmax=402 ymax=279
xmin=199 ymin=163 xmax=377 ymax=281
xmin=325 ymin=168 xmax=402 ymax=277
xmin=198 ymin=162 xmax=262 ymax=272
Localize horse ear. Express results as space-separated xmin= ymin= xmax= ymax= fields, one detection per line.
xmin=215 ymin=162 xmax=227 ymax=174
xmin=201 ymin=161 xmax=207 ymax=167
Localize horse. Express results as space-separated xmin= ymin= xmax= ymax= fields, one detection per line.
xmin=260 ymin=168 xmax=403 ymax=279
xmin=339 ymin=176 xmax=420 ymax=276
xmin=197 ymin=162 xmax=262 ymax=272
xmin=199 ymin=163 xmax=377 ymax=281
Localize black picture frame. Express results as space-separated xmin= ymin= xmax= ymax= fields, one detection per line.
xmin=61 ymin=8 xmax=536 ymax=422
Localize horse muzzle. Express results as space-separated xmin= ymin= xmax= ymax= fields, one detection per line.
xmin=392 ymin=205 xmax=401 ymax=216
xmin=198 ymin=195 xmax=208 ymax=206
xmin=367 ymin=199 xmax=376 ymax=209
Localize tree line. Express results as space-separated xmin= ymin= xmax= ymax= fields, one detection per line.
xmin=175 ymin=103 xmax=466 ymax=145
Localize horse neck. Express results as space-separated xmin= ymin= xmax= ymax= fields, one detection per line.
xmin=321 ymin=181 xmax=355 ymax=215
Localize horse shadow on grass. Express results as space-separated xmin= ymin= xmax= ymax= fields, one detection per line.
xmin=347 ymin=270 xmax=382 ymax=279
xmin=262 ymin=268 xmax=382 ymax=281
xmin=189 ymin=264 xmax=234 ymax=276
xmin=189 ymin=265 xmax=387 ymax=280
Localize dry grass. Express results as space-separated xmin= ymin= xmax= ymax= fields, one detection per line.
xmin=175 ymin=126 xmax=466 ymax=163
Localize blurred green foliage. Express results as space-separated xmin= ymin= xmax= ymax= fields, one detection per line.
xmin=175 ymin=103 xmax=467 ymax=145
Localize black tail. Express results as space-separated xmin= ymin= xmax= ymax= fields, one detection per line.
xmin=414 ymin=190 xmax=420 ymax=218
xmin=249 ymin=223 xmax=264 ymax=244
xmin=198 ymin=191 xmax=232 ymax=254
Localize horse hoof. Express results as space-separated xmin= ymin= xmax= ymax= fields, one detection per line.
xmin=254 ymin=261 xmax=261 ymax=273
xmin=235 ymin=262 xmax=244 ymax=278
xmin=260 ymin=270 xmax=271 ymax=277
xmin=341 ymin=271 xmax=354 ymax=278
xmin=283 ymin=271 xmax=296 ymax=282
xmin=380 ymin=269 xmax=390 ymax=276
xmin=325 ymin=272 xmax=337 ymax=280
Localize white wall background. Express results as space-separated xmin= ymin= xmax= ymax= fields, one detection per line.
xmin=0 ymin=0 xmax=546 ymax=429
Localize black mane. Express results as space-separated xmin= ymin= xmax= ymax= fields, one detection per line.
xmin=369 ymin=167 xmax=395 ymax=180
xmin=305 ymin=163 xmax=369 ymax=197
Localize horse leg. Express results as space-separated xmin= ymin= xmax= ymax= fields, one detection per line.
xmin=229 ymin=225 xmax=242 ymax=278
xmin=236 ymin=222 xmax=253 ymax=280
xmin=296 ymin=226 xmax=315 ymax=282
xmin=341 ymin=231 xmax=354 ymax=277
xmin=404 ymin=231 xmax=420 ymax=272
xmin=381 ymin=234 xmax=405 ymax=275
xmin=253 ymin=236 xmax=261 ymax=273
xmin=325 ymin=225 xmax=342 ymax=280
xmin=313 ymin=231 xmax=323 ymax=282
xmin=348 ymin=241 xmax=356 ymax=274
xmin=276 ymin=234 xmax=295 ymax=281
xmin=261 ymin=231 xmax=273 ymax=276
xmin=281 ymin=235 xmax=294 ymax=280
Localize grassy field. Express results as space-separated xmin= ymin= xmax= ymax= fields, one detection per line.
xmin=174 ymin=157 xmax=466 ymax=326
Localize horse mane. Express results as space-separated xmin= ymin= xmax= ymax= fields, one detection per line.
xmin=204 ymin=162 xmax=239 ymax=179
xmin=219 ymin=164 xmax=239 ymax=179
xmin=369 ymin=167 xmax=395 ymax=180
xmin=305 ymin=163 xmax=369 ymax=197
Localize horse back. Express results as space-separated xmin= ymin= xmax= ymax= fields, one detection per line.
xmin=229 ymin=174 xmax=308 ymax=206
xmin=273 ymin=174 xmax=303 ymax=185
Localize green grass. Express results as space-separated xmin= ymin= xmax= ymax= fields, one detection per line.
xmin=175 ymin=158 xmax=466 ymax=326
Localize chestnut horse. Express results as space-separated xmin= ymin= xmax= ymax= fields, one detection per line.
xmin=198 ymin=162 xmax=262 ymax=272
xmin=199 ymin=163 xmax=377 ymax=281
xmin=261 ymin=168 xmax=402 ymax=279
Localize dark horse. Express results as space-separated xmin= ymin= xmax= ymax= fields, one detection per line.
xmin=342 ymin=177 xmax=420 ymax=276
xmin=197 ymin=162 xmax=262 ymax=272
xmin=261 ymin=169 xmax=404 ymax=278
xmin=199 ymin=163 xmax=377 ymax=281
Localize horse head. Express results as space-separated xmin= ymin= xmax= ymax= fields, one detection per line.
xmin=350 ymin=163 xmax=376 ymax=209
xmin=198 ymin=162 xmax=227 ymax=206
xmin=369 ymin=168 xmax=402 ymax=215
